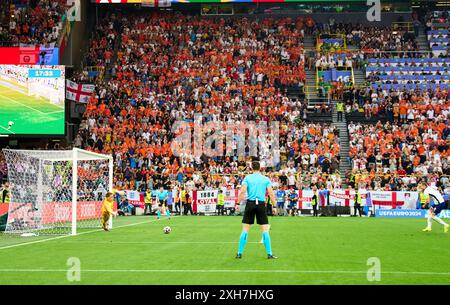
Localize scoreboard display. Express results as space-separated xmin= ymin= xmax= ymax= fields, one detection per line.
xmin=0 ymin=65 xmax=65 ymax=136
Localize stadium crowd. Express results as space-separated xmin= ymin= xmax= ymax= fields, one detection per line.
xmin=0 ymin=9 xmax=448 ymax=199
xmin=71 ymin=13 xmax=347 ymax=191
xmin=314 ymin=53 xmax=355 ymax=70
xmin=0 ymin=0 xmax=68 ymax=46
xmin=347 ymin=115 xmax=450 ymax=192
xmin=342 ymin=86 xmax=450 ymax=120
xmin=315 ymin=21 xmax=419 ymax=56
xmin=83 ymin=13 xmax=120 ymax=70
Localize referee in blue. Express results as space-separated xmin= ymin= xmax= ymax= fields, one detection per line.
xmin=236 ymin=161 xmax=278 ymax=259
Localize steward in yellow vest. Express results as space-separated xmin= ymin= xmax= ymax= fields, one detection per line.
xmin=217 ymin=190 xmax=225 ymax=216
xmin=144 ymin=190 xmax=152 ymax=215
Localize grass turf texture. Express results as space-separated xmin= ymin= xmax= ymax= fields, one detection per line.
xmin=0 ymin=83 xmax=64 ymax=135
xmin=0 ymin=216 xmax=449 ymax=284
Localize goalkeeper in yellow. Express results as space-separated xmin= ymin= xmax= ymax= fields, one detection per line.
xmin=102 ymin=190 xmax=125 ymax=231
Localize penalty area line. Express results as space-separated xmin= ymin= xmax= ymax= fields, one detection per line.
xmin=0 ymin=93 xmax=47 ymax=114
xmin=0 ymin=217 xmax=175 ymax=251
xmin=44 ymin=110 xmax=65 ymax=115
xmin=57 ymin=241 xmax=263 ymax=244
xmin=0 ymin=124 xmax=15 ymax=134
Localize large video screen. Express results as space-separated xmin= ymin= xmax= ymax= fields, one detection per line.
xmin=0 ymin=65 xmax=65 ymax=136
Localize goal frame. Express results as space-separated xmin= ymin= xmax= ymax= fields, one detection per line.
xmin=3 ymin=148 xmax=114 ymax=236
xmin=71 ymin=148 xmax=114 ymax=235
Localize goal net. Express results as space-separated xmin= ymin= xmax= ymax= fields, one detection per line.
xmin=28 ymin=81 xmax=62 ymax=105
xmin=2 ymin=148 xmax=113 ymax=235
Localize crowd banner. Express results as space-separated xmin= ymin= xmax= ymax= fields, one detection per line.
xmin=222 ymin=188 xmax=239 ymax=208
xmin=329 ymin=189 xmax=352 ymax=206
xmin=126 ymin=191 xmax=145 ymax=208
xmin=370 ymin=191 xmax=418 ymax=209
xmin=319 ymin=190 xmax=329 ymax=206
xmin=299 ymin=189 xmax=363 ymax=209
xmin=193 ymin=190 xmax=218 ymax=214
xmin=58 ymin=14 xmax=72 ymax=62
xmin=297 ymin=190 xmax=313 ymax=209
xmin=190 ymin=189 xmax=422 ymax=211
xmin=326 ymin=190 xmax=419 ymax=209
xmin=119 ymin=188 xmax=431 ymax=216
xmin=66 ymin=80 xmax=95 ymax=103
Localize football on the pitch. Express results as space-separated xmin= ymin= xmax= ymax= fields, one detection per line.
xmin=163 ymin=226 xmax=171 ymax=234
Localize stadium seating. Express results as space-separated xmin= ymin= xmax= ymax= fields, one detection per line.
xmin=0 ymin=9 xmax=447 ymax=196
xmin=0 ymin=0 xmax=68 ymax=46
xmin=428 ymin=30 xmax=449 ymax=57
xmin=366 ymin=58 xmax=450 ymax=90
xmin=426 ymin=11 xmax=449 ymax=56
xmin=347 ymin=100 xmax=450 ymax=190
xmin=84 ymin=14 xmax=119 ymax=70
xmin=72 ymin=15 xmax=448 ymax=192
xmin=72 ymin=13 xmax=345 ymax=190
xmin=315 ymin=53 xmax=354 ymax=86
xmin=314 ymin=22 xmax=418 ymax=55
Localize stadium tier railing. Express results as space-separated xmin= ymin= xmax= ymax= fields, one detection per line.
xmin=316 ymin=33 xmax=347 ymax=53
xmin=304 ymin=84 xmax=332 ymax=104
xmin=84 ymin=66 xmax=105 ymax=81
xmin=391 ymin=21 xmax=414 ymax=33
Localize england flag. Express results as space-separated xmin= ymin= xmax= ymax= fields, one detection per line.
xmin=65 ymin=80 xmax=95 ymax=103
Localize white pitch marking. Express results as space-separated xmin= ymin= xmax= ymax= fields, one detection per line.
xmin=58 ymin=241 xmax=262 ymax=244
xmin=0 ymin=124 xmax=14 ymax=134
xmin=0 ymin=217 xmax=174 ymax=251
xmin=0 ymin=93 xmax=46 ymax=114
xmin=0 ymin=269 xmax=448 ymax=276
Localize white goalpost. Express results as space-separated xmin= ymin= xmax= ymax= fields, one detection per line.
xmin=2 ymin=148 xmax=113 ymax=236
xmin=28 ymin=80 xmax=63 ymax=105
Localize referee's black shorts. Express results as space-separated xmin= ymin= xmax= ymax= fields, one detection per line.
xmin=242 ymin=200 xmax=269 ymax=225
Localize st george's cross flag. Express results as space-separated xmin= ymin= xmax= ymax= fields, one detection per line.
xmin=66 ymin=80 xmax=95 ymax=103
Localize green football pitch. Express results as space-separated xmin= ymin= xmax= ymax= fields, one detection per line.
xmin=0 ymin=216 xmax=449 ymax=285
xmin=0 ymin=82 xmax=64 ymax=135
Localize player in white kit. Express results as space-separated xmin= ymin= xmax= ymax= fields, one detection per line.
xmin=418 ymin=182 xmax=449 ymax=233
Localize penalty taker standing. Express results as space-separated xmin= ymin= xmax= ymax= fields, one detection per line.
xmin=419 ymin=182 xmax=449 ymax=233
xmin=236 ymin=161 xmax=278 ymax=259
